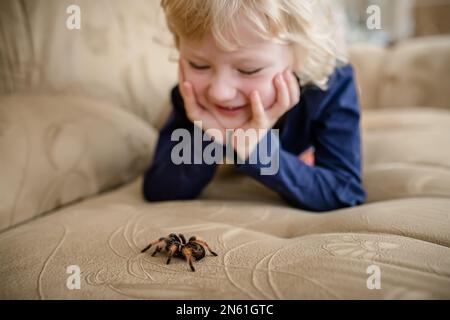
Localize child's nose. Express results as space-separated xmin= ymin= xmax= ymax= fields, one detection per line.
xmin=208 ymin=76 xmax=237 ymax=103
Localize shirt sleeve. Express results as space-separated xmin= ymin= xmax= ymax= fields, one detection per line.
xmin=142 ymin=86 xmax=218 ymax=202
xmin=235 ymin=65 xmax=367 ymax=212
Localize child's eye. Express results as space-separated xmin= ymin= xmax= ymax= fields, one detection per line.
xmin=238 ymin=68 xmax=263 ymax=75
xmin=188 ymin=61 xmax=262 ymax=75
xmin=189 ymin=61 xmax=209 ymax=70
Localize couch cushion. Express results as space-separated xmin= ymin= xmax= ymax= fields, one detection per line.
xmin=0 ymin=94 xmax=156 ymax=231
xmin=362 ymin=107 xmax=450 ymax=168
xmin=348 ymin=44 xmax=387 ymax=109
xmin=361 ymin=107 xmax=450 ymax=202
xmin=0 ymin=177 xmax=449 ymax=299
xmin=377 ymin=36 xmax=450 ymax=110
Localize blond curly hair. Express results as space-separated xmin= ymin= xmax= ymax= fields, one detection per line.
xmin=160 ymin=0 xmax=346 ymax=89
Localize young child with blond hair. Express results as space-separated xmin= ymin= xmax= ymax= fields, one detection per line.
xmin=143 ymin=0 xmax=366 ymax=211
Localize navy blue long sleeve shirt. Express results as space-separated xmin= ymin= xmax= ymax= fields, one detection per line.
xmin=143 ymin=64 xmax=366 ymax=211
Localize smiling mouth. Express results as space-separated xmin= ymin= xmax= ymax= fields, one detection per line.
xmin=215 ymin=104 xmax=247 ymax=111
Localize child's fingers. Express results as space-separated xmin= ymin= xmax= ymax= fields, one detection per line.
xmin=178 ymin=60 xmax=186 ymax=96
xmin=178 ymin=60 xmax=207 ymax=121
xmin=181 ymin=82 xmax=203 ymax=121
xmin=178 ymin=59 xmax=192 ymax=100
xmin=250 ymin=90 xmax=266 ymax=126
xmin=268 ymin=73 xmax=290 ymax=119
xmin=286 ymin=70 xmax=300 ymax=106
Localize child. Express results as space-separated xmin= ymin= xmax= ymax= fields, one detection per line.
xmin=143 ymin=0 xmax=366 ymax=211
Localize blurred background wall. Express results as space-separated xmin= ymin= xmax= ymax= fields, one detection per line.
xmin=337 ymin=0 xmax=450 ymax=45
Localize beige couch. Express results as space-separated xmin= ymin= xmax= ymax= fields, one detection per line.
xmin=1 ymin=1 xmax=449 ymax=299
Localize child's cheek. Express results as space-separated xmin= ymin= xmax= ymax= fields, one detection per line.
xmin=246 ymin=78 xmax=277 ymax=109
xmin=184 ymin=70 xmax=201 ymax=88
xmin=184 ymin=72 xmax=208 ymax=97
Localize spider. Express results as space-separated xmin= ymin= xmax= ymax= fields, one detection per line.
xmin=141 ymin=233 xmax=218 ymax=271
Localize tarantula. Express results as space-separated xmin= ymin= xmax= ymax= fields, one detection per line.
xmin=141 ymin=233 xmax=218 ymax=272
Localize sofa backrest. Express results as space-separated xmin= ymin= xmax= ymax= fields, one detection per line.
xmin=0 ymin=0 xmax=178 ymax=129
xmin=349 ymin=35 xmax=450 ymax=110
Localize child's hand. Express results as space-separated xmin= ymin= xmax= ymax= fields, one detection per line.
xmin=178 ymin=59 xmax=227 ymax=145
xmin=232 ymin=70 xmax=300 ymax=160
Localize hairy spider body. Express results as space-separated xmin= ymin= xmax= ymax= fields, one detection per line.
xmin=184 ymin=241 xmax=206 ymax=261
xmin=141 ymin=234 xmax=217 ymax=271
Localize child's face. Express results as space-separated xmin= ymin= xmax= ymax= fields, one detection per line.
xmin=179 ymin=27 xmax=295 ymax=129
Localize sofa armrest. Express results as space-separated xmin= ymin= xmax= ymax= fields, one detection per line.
xmin=0 ymin=94 xmax=157 ymax=231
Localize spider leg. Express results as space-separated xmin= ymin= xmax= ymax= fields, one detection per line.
xmin=141 ymin=244 xmax=152 ymax=253
xmin=166 ymin=244 xmax=179 ymax=265
xmin=151 ymin=246 xmax=162 ymax=257
xmin=179 ymin=234 xmax=186 ymax=244
xmin=195 ymin=239 xmax=218 ymax=256
xmin=151 ymin=240 xmax=166 ymax=257
xmin=141 ymin=238 xmax=164 ymax=253
xmin=183 ymin=247 xmax=196 ymax=272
